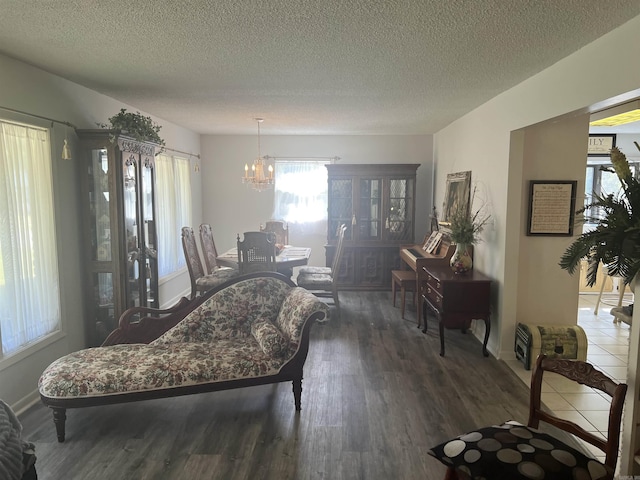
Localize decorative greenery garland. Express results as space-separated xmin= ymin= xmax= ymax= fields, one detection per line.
xmin=98 ymin=108 xmax=165 ymax=148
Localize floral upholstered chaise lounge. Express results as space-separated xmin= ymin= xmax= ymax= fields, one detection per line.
xmin=39 ymin=272 xmax=329 ymax=442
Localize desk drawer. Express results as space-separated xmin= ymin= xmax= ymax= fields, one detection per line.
xmin=424 ymin=282 xmax=443 ymax=311
xmin=426 ymin=272 xmax=443 ymax=295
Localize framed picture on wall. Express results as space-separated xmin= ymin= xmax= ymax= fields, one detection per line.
xmin=440 ymin=171 xmax=472 ymax=226
xmin=527 ymin=180 xmax=578 ymax=236
xmin=587 ymin=134 xmax=616 ymax=156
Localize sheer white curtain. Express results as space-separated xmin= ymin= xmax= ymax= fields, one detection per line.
xmin=0 ymin=121 xmax=60 ymax=356
xmin=273 ymin=160 xmax=328 ymax=235
xmin=155 ymin=154 xmax=191 ymax=277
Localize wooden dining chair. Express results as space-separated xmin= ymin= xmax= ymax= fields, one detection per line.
xmin=260 ymin=220 xmax=289 ymax=246
xmin=236 ymin=231 xmax=278 ymax=274
xmin=181 ymin=227 xmax=239 ymax=299
xmin=199 ymin=223 xmax=235 ymax=275
xmin=296 ymin=224 xmax=346 ymax=314
xmin=428 ymin=354 xmax=627 ymax=480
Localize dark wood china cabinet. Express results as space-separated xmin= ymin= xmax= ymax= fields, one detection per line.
xmin=78 ymin=130 xmax=159 ymax=346
xmin=326 ymin=163 xmax=419 ymax=290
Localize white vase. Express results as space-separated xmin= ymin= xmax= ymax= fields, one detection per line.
xmin=450 ymin=243 xmax=473 ymax=274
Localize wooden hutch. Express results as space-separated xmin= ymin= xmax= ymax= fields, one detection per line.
xmin=326 ymin=163 xmax=419 ymax=290
xmin=77 ymin=130 xmax=160 ymax=346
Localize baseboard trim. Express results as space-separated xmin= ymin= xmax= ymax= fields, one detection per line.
xmin=13 ymin=390 xmax=41 ymax=416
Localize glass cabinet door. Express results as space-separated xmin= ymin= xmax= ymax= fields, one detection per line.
xmin=141 ymin=158 xmax=158 ymax=309
xmin=89 ymin=149 xmax=112 ymax=262
xmin=357 ymin=177 xmax=382 ymax=241
xmin=385 ymin=177 xmax=414 ymax=242
xmin=122 ymin=153 xmax=141 ymax=309
xmin=87 ymin=148 xmax=115 ymax=342
xmin=328 ymin=177 xmax=353 ymax=242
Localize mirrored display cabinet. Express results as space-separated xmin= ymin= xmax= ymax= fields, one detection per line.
xmin=78 ymin=130 xmax=159 ymax=346
xmin=326 ymin=164 xmax=419 ymax=289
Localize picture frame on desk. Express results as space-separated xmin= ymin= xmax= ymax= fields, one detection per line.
xmin=424 ymin=232 xmax=443 ymax=254
xmin=422 ymin=231 xmax=439 ymax=251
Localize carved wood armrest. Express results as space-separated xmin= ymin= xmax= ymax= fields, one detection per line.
xmin=102 ymin=297 xmax=198 ymax=346
xmin=117 ymin=297 xmax=193 ymax=329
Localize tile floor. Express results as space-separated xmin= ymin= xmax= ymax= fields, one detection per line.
xmin=504 ymin=290 xmax=633 ymax=466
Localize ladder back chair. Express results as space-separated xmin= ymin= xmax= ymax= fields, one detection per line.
xmin=199 ymin=223 xmax=230 ymax=275
xmin=236 ymin=231 xmax=278 ymax=274
xmin=260 ymin=220 xmax=289 ymax=247
xmin=181 ymin=227 xmax=238 ymax=299
xmin=296 ymin=224 xmax=346 ymax=314
xmin=428 ymin=354 xmax=628 ymax=480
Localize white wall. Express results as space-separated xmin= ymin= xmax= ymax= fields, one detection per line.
xmin=200 ymin=135 xmax=434 ymax=270
xmin=515 ymin=114 xmax=589 ymax=327
xmin=0 ymin=54 xmax=201 ymax=410
xmin=434 ymin=15 xmax=640 ymax=358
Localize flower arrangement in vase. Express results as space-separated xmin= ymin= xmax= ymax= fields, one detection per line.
xmin=559 ymin=142 xmax=640 ymax=288
xmin=448 ymin=187 xmax=491 ymax=274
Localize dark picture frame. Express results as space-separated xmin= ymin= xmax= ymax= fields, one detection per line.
xmin=439 ymin=171 xmax=472 ymax=226
xmin=587 ymin=134 xmax=616 ymax=156
xmin=527 ymin=180 xmax=577 ymax=236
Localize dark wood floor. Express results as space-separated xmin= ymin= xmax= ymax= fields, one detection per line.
xmin=20 ymin=291 xmax=533 ymax=480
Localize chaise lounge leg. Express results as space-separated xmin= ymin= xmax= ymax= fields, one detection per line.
xmin=52 ymin=407 xmax=67 ymax=442
xmin=292 ymin=378 xmax=302 ymax=411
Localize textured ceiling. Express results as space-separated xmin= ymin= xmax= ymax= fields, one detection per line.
xmin=1 ymin=1 xmax=639 ymax=135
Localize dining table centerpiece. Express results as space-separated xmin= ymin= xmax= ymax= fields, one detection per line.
xmin=559 ymin=142 xmax=640 ymax=289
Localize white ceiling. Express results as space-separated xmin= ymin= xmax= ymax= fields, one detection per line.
xmin=1 ymin=1 xmax=639 ymax=135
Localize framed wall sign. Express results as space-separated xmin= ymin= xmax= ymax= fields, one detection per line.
xmin=527 ymin=180 xmax=577 ymax=236
xmin=587 ymin=134 xmax=616 ymax=156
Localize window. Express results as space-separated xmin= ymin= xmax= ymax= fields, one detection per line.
xmin=0 ymin=120 xmax=61 ymax=357
xmin=273 ymin=160 xmax=329 ymax=233
xmin=584 ymin=157 xmax=639 ymax=231
xmin=155 ymin=154 xmax=192 ymax=277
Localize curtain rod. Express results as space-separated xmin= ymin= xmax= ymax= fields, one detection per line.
xmin=0 ymin=105 xmax=78 ymax=129
xmin=263 ymin=155 xmax=340 ymax=162
xmin=0 ymin=105 xmax=201 ymax=159
xmin=159 ymin=146 xmax=201 ymax=159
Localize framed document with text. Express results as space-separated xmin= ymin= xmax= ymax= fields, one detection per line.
xmin=527 ymin=180 xmax=577 ymax=236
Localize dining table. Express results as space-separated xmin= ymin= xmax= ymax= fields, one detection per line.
xmin=216 ymin=245 xmax=311 ymax=277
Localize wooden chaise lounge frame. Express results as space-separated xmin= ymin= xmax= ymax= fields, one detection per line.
xmin=40 ymin=272 xmax=325 ymax=442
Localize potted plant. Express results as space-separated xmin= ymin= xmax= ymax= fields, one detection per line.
xmin=98 ymin=108 xmax=165 ymax=148
xmin=560 ymin=142 xmax=640 ymax=288
xmin=448 ymin=188 xmax=490 ymax=274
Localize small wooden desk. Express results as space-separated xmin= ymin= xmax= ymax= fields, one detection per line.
xmin=421 ymin=265 xmax=491 ymax=357
xmin=217 ymin=246 xmax=311 ymax=276
xmin=399 ymin=236 xmax=456 ymax=328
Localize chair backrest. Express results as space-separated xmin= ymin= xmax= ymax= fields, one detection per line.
xmin=260 ymin=220 xmax=289 ymax=246
xmin=199 ymin=223 xmax=220 ymax=274
xmin=237 ymin=231 xmax=277 ymax=274
xmin=529 ymin=354 xmax=627 ymax=471
xmin=181 ymin=227 xmax=205 ymax=294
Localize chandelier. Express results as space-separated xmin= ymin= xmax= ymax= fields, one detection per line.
xmin=242 ymin=118 xmax=273 ymax=191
